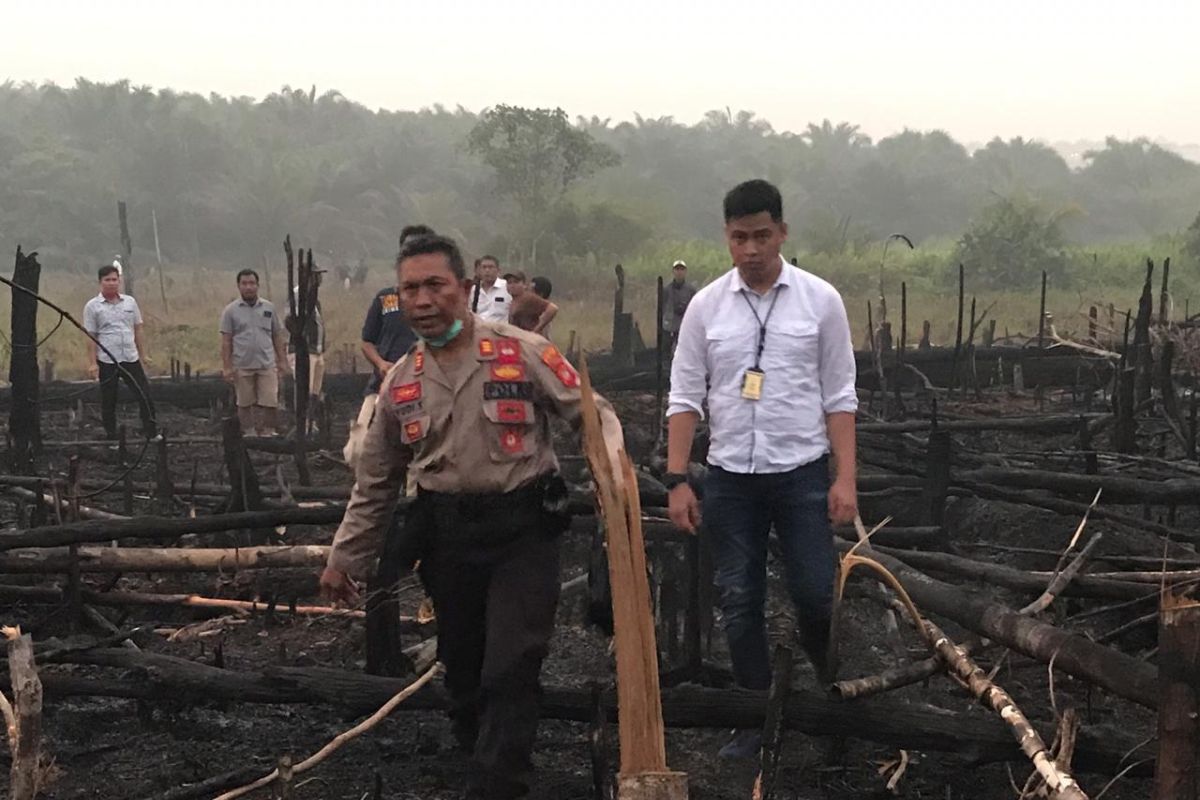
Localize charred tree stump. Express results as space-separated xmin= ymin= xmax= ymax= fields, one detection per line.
xmin=949 ymin=264 xmax=964 ymax=396
xmin=221 ymin=417 xmax=263 ymax=518
xmin=154 ymin=431 xmax=172 ymax=513
xmin=1133 ymin=261 xmax=1155 ymax=407
xmin=1152 ymin=588 xmax=1200 ymax=800
xmin=364 ymin=514 xmax=416 ymax=677
xmin=4 ymin=627 xmax=45 ymax=800
xmin=754 ymin=646 xmax=793 ymax=800
xmin=117 ymin=200 xmax=134 ymax=296
xmin=918 ymin=320 xmax=931 ymax=350
xmin=1077 ymin=417 xmax=1098 ymax=475
xmin=918 ymin=430 xmax=952 ymax=528
xmin=8 ymin=247 xmax=42 ymax=475
xmin=284 ymin=237 xmax=314 ymax=487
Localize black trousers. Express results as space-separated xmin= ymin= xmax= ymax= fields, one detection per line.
xmin=415 ymin=486 xmax=564 ymax=800
xmin=98 ymin=360 xmax=157 ymax=438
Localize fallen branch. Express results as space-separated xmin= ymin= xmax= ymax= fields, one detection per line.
xmin=212 ymin=662 xmax=442 ymax=800
xmin=0 ymin=545 xmax=330 ymax=574
xmin=835 ymin=542 xmax=1160 ymax=708
xmin=922 ymin=617 xmax=1088 ymax=799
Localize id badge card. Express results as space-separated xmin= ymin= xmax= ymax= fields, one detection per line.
xmin=741 ymin=368 xmax=764 ymax=400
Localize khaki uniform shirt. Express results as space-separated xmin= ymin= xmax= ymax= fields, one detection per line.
xmin=328 ymin=318 xmax=621 ymax=580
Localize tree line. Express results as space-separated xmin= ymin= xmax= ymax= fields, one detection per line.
xmin=1 ymin=79 xmax=1198 ymax=279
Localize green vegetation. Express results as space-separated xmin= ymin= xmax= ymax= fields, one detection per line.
xmin=1 ymin=80 xmax=1198 ymax=379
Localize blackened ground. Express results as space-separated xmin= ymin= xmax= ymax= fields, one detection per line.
xmin=2 ymin=391 xmax=1157 ymax=799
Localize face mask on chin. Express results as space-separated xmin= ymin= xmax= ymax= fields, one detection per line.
xmin=422 ymin=318 xmax=464 ymax=348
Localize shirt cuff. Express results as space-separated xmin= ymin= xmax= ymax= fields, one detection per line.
xmin=666 ymin=397 xmax=706 ymax=420
xmin=822 ymin=393 xmax=859 ymax=415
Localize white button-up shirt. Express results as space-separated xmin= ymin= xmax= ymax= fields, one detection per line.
xmin=472 ymin=278 xmax=511 ymax=323
xmin=667 ymin=259 xmax=858 ymax=474
xmin=83 ymin=293 xmax=143 ymax=364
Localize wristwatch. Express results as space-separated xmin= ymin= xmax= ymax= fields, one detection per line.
xmin=662 ymin=472 xmax=689 ymax=491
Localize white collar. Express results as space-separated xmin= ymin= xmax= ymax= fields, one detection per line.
xmin=729 ymin=256 xmax=791 ymax=295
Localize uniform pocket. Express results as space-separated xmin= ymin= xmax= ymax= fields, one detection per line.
xmin=481 ymin=401 xmax=537 ymax=461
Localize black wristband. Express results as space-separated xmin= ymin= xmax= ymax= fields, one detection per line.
xmin=662 ymin=472 xmax=689 ymax=491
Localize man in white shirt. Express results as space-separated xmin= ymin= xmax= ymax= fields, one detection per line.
xmin=83 ymin=265 xmax=157 ymax=440
xmin=469 ymin=255 xmax=511 ymax=323
xmin=664 ymin=179 xmax=858 ymax=758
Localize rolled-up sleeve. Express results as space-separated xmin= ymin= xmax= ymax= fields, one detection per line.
xmin=327 ymin=375 xmax=411 ymax=580
xmin=666 ymin=297 xmax=708 ymax=419
xmin=818 ymin=289 xmax=859 ymax=415
xmin=83 ymin=301 xmax=98 ymax=335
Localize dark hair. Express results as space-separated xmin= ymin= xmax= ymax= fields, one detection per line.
xmin=236 ymin=268 xmax=260 ymax=284
xmin=723 ymin=179 xmax=783 ymax=223
xmin=399 ymin=224 xmax=434 ymax=245
xmin=478 ymin=254 xmax=499 ymax=268
xmin=97 ymin=265 xmax=120 ymax=280
xmin=397 ymin=234 xmax=466 ymax=279
xmin=531 ymin=276 xmax=552 ymax=299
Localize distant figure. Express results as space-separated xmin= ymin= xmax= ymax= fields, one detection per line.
xmin=662 ymin=259 xmax=697 ymax=351
xmin=470 ymin=255 xmax=511 ymax=323
xmin=83 ymin=265 xmax=157 ymax=440
xmin=344 ymin=224 xmax=427 ymax=468
xmin=220 ymin=269 xmax=290 ymax=436
xmin=505 ymin=270 xmax=558 ymax=335
xmin=285 ymin=273 xmax=328 ymax=415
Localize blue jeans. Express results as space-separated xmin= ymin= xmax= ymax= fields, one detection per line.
xmin=702 ymin=459 xmax=835 ymax=690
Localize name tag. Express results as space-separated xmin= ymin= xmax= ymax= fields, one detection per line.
xmin=741 ymin=369 xmax=764 ymax=401
xmin=483 ymin=381 xmax=533 ymax=401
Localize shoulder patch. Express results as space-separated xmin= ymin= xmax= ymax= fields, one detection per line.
xmin=478 ymin=338 xmax=496 ymax=360
xmin=380 ymin=293 xmax=400 ymax=313
xmin=391 ymin=381 xmax=422 ymax=403
xmin=496 ymin=338 xmax=521 ymax=364
xmin=412 ymin=349 xmax=425 ymax=375
xmin=540 ymin=345 xmax=564 ymax=370
xmin=555 ymin=362 xmax=579 ymax=388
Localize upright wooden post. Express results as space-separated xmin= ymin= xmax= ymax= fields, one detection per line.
xmin=654 ymin=275 xmax=665 ymax=445
xmin=1160 ymin=257 xmax=1172 ymax=325
xmin=154 ymin=431 xmax=172 ymax=513
xmin=5 ymin=627 xmax=45 ymax=800
xmin=919 ymin=430 xmax=952 ymax=529
xmin=578 ymin=357 xmax=686 ymax=800
xmin=284 ymin=236 xmax=313 ymax=486
xmin=117 ymin=200 xmax=134 ymax=297
xmin=1133 ymin=261 xmax=1156 ymax=407
xmin=118 ymin=426 xmax=134 ymax=515
xmin=8 ymin=246 xmax=42 ymax=475
xmin=1088 ymin=306 xmax=1098 ymax=342
xmin=949 ymin=264 xmax=964 ymax=395
xmin=1037 ymin=270 xmax=1047 ymax=348
xmin=1152 ymin=588 xmax=1200 ymax=800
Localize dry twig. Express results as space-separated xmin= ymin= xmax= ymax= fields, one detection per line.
xmin=212 ymin=662 xmax=442 ymax=800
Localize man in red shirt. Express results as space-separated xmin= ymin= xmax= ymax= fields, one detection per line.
xmin=504 ymin=271 xmax=558 ymax=335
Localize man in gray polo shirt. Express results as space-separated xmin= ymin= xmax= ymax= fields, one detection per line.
xmin=84 ymin=264 xmax=157 ymax=440
xmin=220 ymin=269 xmax=289 ymax=436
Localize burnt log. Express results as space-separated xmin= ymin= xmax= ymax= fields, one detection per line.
xmin=30 ymin=648 xmax=1152 ymax=776
xmin=841 ymin=543 xmax=1160 ymax=709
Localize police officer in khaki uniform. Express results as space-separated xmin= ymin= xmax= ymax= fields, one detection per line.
xmin=320 ymin=234 xmax=623 ymax=800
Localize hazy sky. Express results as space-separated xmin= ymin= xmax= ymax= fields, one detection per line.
xmin=4 ymin=0 xmax=1198 ymax=144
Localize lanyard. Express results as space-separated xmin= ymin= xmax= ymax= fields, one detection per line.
xmin=739 ymin=286 xmax=781 ymax=370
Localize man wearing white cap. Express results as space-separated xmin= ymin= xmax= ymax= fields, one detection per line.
xmin=662 ymin=259 xmax=697 ymax=352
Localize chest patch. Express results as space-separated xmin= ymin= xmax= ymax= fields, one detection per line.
xmin=483 ymin=381 xmax=533 ymax=401
xmin=490 ymin=362 xmax=526 ymax=381
xmin=391 ymin=382 xmax=422 ymax=403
